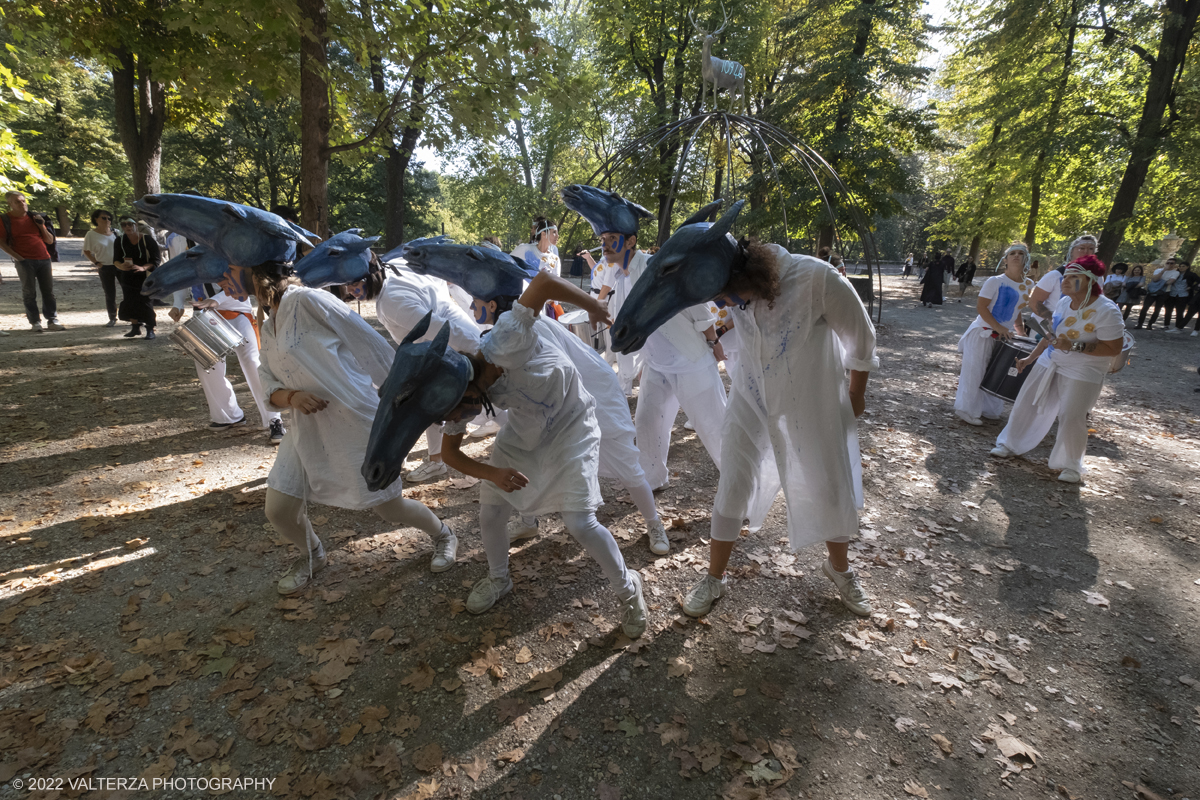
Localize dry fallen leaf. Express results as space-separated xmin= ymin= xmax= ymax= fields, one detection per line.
xmin=400 ymin=662 xmax=436 ymax=692
xmin=526 ymin=669 xmax=563 ymax=693
xmin=495 ymin=748 xmax=524 ymax=764
xmin=903 ymin=780 xmax=930 ymax=798
xmin=515 ymin=646 xmax=533 ymax=664
xmin=667 ymin=657 xmax=693 ymax=678
xmin=411 ymin=742 xmax=443 ymax=773
xmin=1082 ymin=590 xmax=1110 ymax=608
xmin=931 ymin=733 xmax=953 ymax=754
xmin=462 ymin=755 xmax=486 ymax=782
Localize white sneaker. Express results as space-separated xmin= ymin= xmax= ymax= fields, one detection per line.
xmin=652 ymin=478 xmax=670 ymax=493
xmin=1191 ymin=330 xmax=1198 ymax=337
xmin=620 ymin=570 xmax=648 ymax=639
xmin=647 ymin=519 xmax=669 ymax=555
xmin=405 ymin=459 xmax=448 ymax=483
xmin=682 ymin=574 xmax=727 ymax=618
xmin=466 ymin=575 xmax=512 ymax=614
xmin=468 ymin=420 xmax=502 ymax=439
xmin=822 ymin=559 xmax=872 ymax=616
xmin=430 ymin=524 xmax=457 ymax=573
xmin=277 ymin=543 xmax=328 ymax=595
xmin=955 ymin=409 xmax=983 ymax=426
xmin=683 ymin=419 xmax=695 ymax=431
xmin=507 ymin=517 xmax=539 ymax=543
xmin=989 ymin=444 xmax=1015 ymax=458
xmin=1058 ymin=469 xmax=1082 ymax=483
xmin=46 ymin=319 xmax=66 ymax=331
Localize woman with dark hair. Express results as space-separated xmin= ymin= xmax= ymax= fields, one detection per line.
xmin=1117 ymin=264 xmax=1145 ymax=319
xmin=511 ymin=216 xmax=561 ymax=277
xmin=437 ymin=271 xmax=649 ymax=637
xmin=991 ymin=255 xmax=1124 ymax=483
xmin=681 ymin=240 xmax=879 ymax=619
xmin=113 ymin=216 xmax=160 ymax=339
xmin=225 ymin=262 xmax=455 ymax=595
xmin=919 ymin=253 xmax=951 ymax=307
xmin=83 ymin=209 xmax=118 ymax=326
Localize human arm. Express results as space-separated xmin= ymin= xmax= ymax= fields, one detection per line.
xmin=1014 ymin=338 xmax=1052 ymax=373
xmin=848 ymin=370 xmax=868 ymax=417
xmin=823 ymin=269 xmax=880 ymax=373
xmin=975 ymin=293 xmax=1011 ymax=339
xmin=440 ymin=432 xmax=528 ymax=492
xmin=1029 ymin=285 xmax=1052 ymax=318
xmin=703 ymin=324 xmax=726 ymax=362
xmin=268 ymin=389 xmax=329 ymax=414
xmin=519 ymin=270 xmax=612 ymax=327
xmin=32 ymin=214 xmax=54 ymax=245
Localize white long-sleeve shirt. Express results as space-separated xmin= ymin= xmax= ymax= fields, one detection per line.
xmin=375 ymin=265 xmax=482 ymax=352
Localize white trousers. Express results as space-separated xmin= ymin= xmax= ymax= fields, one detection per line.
xmin=634 ymin=363 xmax=727 ymax=489
xmin=616 ymin=351 xmax=642 ymax=396
xmin=954 ymin=333 xmax=1006 ymax=420
xmin=995 ymin=361 xmax=1104 ymax=474
xmin=265 ymin=487 xmax=444 ymax=551
xmin=196 ymin=314 xmax=280 ymax=428
xmin=479 ymin=503 xmax=634 ymax=600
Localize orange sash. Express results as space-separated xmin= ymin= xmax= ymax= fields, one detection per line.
xmin=217 ymin=310 xmax=260 ymax=348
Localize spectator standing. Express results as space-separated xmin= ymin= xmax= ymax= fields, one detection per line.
xmin=113 ymin=216 xmax=161 ymax=340
xmin=511 ymin=217 xmax=561 ymax=277
xmin=1102 ymin=263 xmax=1128 ymax=302
xmin=83 ymin=209 xmax=119 ymax=327
xmin=902 ymin=253 xmax=913 ymax=278
xmin=1 ymin=191 xmax=63 ymax=332
xmin=1135 ymin=258 xmax=1178 ymax=330
xmin=1117 ymin=264 xmax=1145 ymax=320
xmin=1177 ymin=261 xmax=1200 ymax=335
xmin=1167 ymin=261 xmax=1196 ymax=333
xmin=919 ymin=253 xmax=951 ymax=307
xmin=956 ymin=258 xmax=977 ymax=301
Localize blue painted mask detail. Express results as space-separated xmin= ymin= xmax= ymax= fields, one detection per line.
xmin=561 ymin=184 xmax=654 ymax=238
xmin=401 ymin=243 xmax=537 ymax=301
xmin=362 ymin=313 xmax=472 ymax=492
xmin=133 ymin=193 xmax=315 ymax=267
xmin=140 ymin=245 xmax=230 ymax=299
xmin=610 ymin=199 xmax=746 ymax=355
xmin=292 ymin=229 xmax=380 ymax=288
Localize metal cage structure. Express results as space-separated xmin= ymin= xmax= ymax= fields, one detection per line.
xmin=566 ymin=110 xmax=883 ymax=323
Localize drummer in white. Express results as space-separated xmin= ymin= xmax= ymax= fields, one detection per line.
xmin=1029 ymin=234 xmax=1098 ymax=332
xmin=991 ymin=256 xmax=1125 ymax=483
xmin=953 ymin=242 xmax=1035 ymax=426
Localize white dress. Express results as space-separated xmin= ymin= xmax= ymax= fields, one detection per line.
xmin=511 ymin=243 xmax=562 ymax=277
xmin=376 ymin=266 xmax=482 ymax=352
xmin=466 ymin=304 xmax=603 ymax=516
xmin=258 ymin=286 xmax=405 ymax=509
xmin=954 ymin=273 xmax=1035 ymax=420
xmin=715 ymin=246 xmax=879 ymax=549
xmin=601 ymin=249 xmax=649 ymax=394
xmin=536 ymin=316 xmax=647 ymax=484
xmin=996 ymin=294 xmax=1124 ymax=474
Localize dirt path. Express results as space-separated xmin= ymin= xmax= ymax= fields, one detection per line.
xmin=2 ymin=251 xmax=1198 ymax=800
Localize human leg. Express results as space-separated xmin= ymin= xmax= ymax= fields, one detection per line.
xmin=265 ymin=488 xmax=326 ymax=594
xmin=230 ymin=320 xmax=279 ymax=428
xmin=196 ymin=357 xmax=244 ymax=425
xmin=822 ymin=537 xmax=871 ymax=616
xmin=467 ymin=504 xmax=515 ymax=613
xmin=675 ymin=366 xmax=727 ymax=466
xmin=13 ymin=260 xmax=41 ymax=324
xmin=31 ymin=261 xmax=57 ymax=321
xmin=98 ymin=265 xmax=118 ymax=321
xmin=994 ymin=362 xmax=1061 ymax=456
xmin=954 ymin=334 xmax=995 ymax=422
xmin=1046 ymin=377 xmax=1104 ymax=476
xmin=374 ymin=494 xmax=455 ymax=572
xmin=562 ymin=510 xmax=646 ymax=637
xmin=633 ymin=366 xmax=679 ymax=490
xmin=682 ymin=512 xmax=740 ymax=617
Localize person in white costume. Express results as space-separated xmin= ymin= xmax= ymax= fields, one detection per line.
xmin=399 ymin=241 xmax=670 ymax=554
xmin=438 ymin=271 xmax=649 ymax=637
xmin=1029 ymin=234 xmax=1098 ymax=330
xmin=510 ymin=216 xmax=561 ymax=277
xmin=678 ymin=241 xmax=880 ymax=619
xmin=579 ymin=231 xmax=648 ymax=396
xmin=634 ymin=300 xmax=727 ymax=491
xmin=953 ymin=242 xmax=1035 ymax=426
xmin=374 ymin=260 xmax=485 ymax=483
xmin=990 ymin=256 xmax=1125 ymax=483
xmin=228 ymin=262 xmax=457 ymax=595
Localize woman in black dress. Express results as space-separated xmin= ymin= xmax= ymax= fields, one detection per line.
xmin=114 ymin=217 xmax=161 ymax=340
xmin=920 ymin=253 xmax=951 ymax=307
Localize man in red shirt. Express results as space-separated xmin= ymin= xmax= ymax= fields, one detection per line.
xmin=2 ymin=191 xmax=63 ymax=332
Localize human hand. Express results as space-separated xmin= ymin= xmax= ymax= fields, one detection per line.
xmin=1054 ymin=334 xmax=1072 ymax=352
xmin=995 ymin=325 xmax=1012 ymax=341
xmin=587 ymin=297 xmax=613 ymax=328
xmin=193 ymin=298 xmax=218 ymax=309
xmin=168 ymin=308 xmax=183 ymax=323
xmin=578 ymin=250 xmax=596 ymax=268
xmin=1014 ymin=356 xmax=1032 ymax=374
xmin=290 ymin=391 xmax=328 ymax=414
xmin=491 ymin=468 xmax=528 ymax=493
xmin=850 ymin=391 xmax=866 ymax=418
xmin=712 ymin=340 xmax=726 ymax=362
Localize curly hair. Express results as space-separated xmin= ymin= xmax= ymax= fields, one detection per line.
xmin=725 ymin=238 xmax=781 ymax=308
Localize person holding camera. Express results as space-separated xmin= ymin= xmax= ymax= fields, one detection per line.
xmin=1 ymin=191 xmax=64 ymax=333
xmin=113 ymin=216 xmax=161 ymax=340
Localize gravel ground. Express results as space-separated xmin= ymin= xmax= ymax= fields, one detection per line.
xmin=1 ymin=245 xmax=1198 ymax=800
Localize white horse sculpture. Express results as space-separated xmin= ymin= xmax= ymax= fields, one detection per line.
xmin=690 ymin=2 xmax=748 ymax=114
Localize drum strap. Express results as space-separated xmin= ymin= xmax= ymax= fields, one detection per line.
xmin=216 ymin=310 xmax=260 ymax=348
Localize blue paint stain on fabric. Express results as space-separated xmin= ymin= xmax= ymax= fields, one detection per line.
xmin=991 ymin=284 xmax=1019 ymax=325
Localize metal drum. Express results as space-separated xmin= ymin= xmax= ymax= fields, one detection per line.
xmin=980 ymin=336 xmax=1037 ymax=402
xmin=169 ymin=308 xmax=247 ymax=372
xmin=1109 ymin=330 xmax=1135 ymax=374
xmin=558 ymin=309 xmax=609 ymax=354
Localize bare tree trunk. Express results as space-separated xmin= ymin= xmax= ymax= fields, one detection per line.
xmin=55 ymin=205 xmax=71 ymax=235
xmin=110 ymin=49 xmax=165 ymax=199
xmin=968 ymin=123 xmax=1003 ymax=264
xmin=389 ymin=76 xmax=428 ymax=249
xmin=514 ymin=117 xmax=533 ymax=190
xmin=1098 ymin=0 xmax=1200 ymax=264
xmin=1024 ymin=0 xmax=1078 ymax=252
xmin=299 ymin=0 xmax=331 ymax=238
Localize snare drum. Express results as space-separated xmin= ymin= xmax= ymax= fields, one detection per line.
xmin=169 ymin=308 xmax=248 ymax=372
xmin=1109 ymin=330 xmax=1135 ymax=374
xmin=558 ymin=309 xmax=609 ymax=354
xmin=980 ymin=336 xmax=1037 ymax=402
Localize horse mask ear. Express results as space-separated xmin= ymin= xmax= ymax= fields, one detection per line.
xmin=403 ymin=311 xmax=434 ymax=345
xmin=679 ymin=200 xmax=724 ymax=229
xmin=708 ymin=199 xmax=746 ymax=238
